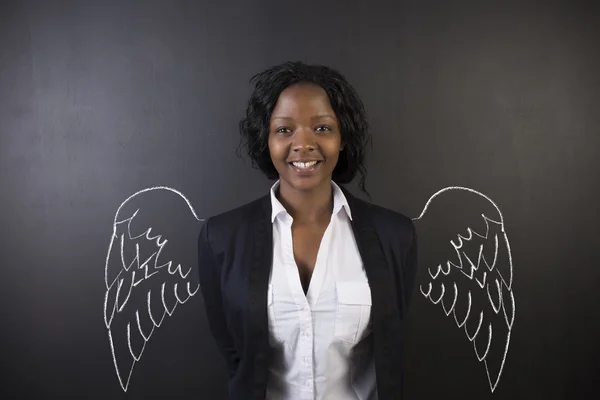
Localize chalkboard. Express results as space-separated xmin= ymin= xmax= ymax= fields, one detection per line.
xmin=1 ymin=0 xmax=599 ymax=399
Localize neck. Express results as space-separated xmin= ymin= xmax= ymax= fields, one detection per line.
xmin=277 ymin=180 xmax=334 ymax=223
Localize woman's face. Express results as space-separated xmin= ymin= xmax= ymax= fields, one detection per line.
xmin=268 ymin=83 xmax=343 ymax=193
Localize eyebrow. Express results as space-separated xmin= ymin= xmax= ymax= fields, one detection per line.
xmin=271 ymin=114 xmax=337 ymax=121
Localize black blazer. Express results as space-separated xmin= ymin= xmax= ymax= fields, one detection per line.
xmin=197 ymin=186 xmax=418 ymax=400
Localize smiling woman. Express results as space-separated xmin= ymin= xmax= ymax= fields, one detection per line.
xmin=197 ymin=61 xmax=418 ymax=400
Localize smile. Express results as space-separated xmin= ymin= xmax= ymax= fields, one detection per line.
xmin=291 ymin=161 xmax=319 ymax=168
xmin=288 ymin=160 xmax=322 ymax=175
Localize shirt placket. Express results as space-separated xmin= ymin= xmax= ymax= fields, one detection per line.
xmin=299 ymin=302 xmax=314 ymax=398
xmin=282 ymin=215 xmax=315 ymax=399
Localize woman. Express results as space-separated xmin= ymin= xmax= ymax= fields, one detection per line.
xmin=197 ymin=61 xmax=418 ymax=400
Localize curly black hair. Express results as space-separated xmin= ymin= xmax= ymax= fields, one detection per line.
xmin=237 ymin=61 xmax=371 ymax=195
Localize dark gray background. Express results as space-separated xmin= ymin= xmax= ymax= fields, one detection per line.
xmin=1 ymin=0 xmax=598 ymax=398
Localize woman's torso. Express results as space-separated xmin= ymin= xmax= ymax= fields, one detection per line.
xmin=265 ymin=181 xmax=377 ymax=400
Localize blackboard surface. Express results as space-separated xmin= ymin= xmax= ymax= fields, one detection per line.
xmin=1 ymin=1 xmax=598 ymax=399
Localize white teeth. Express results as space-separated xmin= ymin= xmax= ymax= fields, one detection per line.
xmin=292 ymin=161 xmax=318 ymax=168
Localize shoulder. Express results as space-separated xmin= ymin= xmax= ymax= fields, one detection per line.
xmin=351 ymin=195 xmax=416 ymax=245
xmin=200 ymin=195 xmax=269 ymax=243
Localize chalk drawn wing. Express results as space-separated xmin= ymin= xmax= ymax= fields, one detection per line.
xmin=413 ymin=187 xmax=515 ymax=393
xmin=103 ymin=187 xmax=203 ymax=392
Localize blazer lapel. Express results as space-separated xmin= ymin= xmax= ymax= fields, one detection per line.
xmin=247 ymin=195 xmax=272 ymax=399
xmin=342 ymin=187 xmax=399 ymax=397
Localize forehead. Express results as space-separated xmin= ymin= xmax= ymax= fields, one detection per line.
xmin=271 ymin=83 xmax=334 ymax=116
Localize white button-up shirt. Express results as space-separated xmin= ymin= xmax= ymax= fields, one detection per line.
xmin=266 ymin=180 xmax=377 ymax=400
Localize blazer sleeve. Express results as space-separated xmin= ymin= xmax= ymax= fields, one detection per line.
xmin=402 ymin=220 xmax=419 ymax=313
xmin=197 ymin=218 xmax=240 ymax=378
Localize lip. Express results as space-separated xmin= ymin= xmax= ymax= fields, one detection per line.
xmin=287 ymin=160 xmax=322 ymax=163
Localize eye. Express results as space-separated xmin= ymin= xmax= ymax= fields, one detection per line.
xmin=275 ymin=127 xmax=291 ymax=134
xmin=315 ymin=125 xmax=332 ymax=132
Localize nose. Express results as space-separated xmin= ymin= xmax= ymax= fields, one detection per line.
xmin=292 ymin=127 xmax=316 ymax=152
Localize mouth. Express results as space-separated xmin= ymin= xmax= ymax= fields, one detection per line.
xmin=288 ymin=160 xmax=322 ymax=175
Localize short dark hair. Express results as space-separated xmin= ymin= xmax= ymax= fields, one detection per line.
xmin=237 ymin=61 xmax=371 ymax=194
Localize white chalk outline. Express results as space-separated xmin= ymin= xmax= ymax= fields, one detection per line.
xmin=413 ymin=186 xmax=515 ymax=393
xmin=104 ymin=186 xmax=203 ymax=392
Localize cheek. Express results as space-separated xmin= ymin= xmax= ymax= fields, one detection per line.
xmin=326 ymin=137 xmax=343 ymax=158
xmin=268 ymin=137 xmax=285 ymax=162
xmin=267 ymin=134 xmax=276 ymax=154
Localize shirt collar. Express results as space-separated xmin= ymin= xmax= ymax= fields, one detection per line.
xmin=269 ymin=180 xmax=353 ymax=223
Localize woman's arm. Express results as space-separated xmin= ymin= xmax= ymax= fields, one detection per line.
xmin=403 ymin=221 xmax=419 ymax=310
xmin=398 ymin=220 xmax=419 ymax=317
xmin=197 ymin=219 xmax=240 ymax=378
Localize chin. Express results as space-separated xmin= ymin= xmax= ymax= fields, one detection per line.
xmin=281 ymin=175 xmax=330 ymax=192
